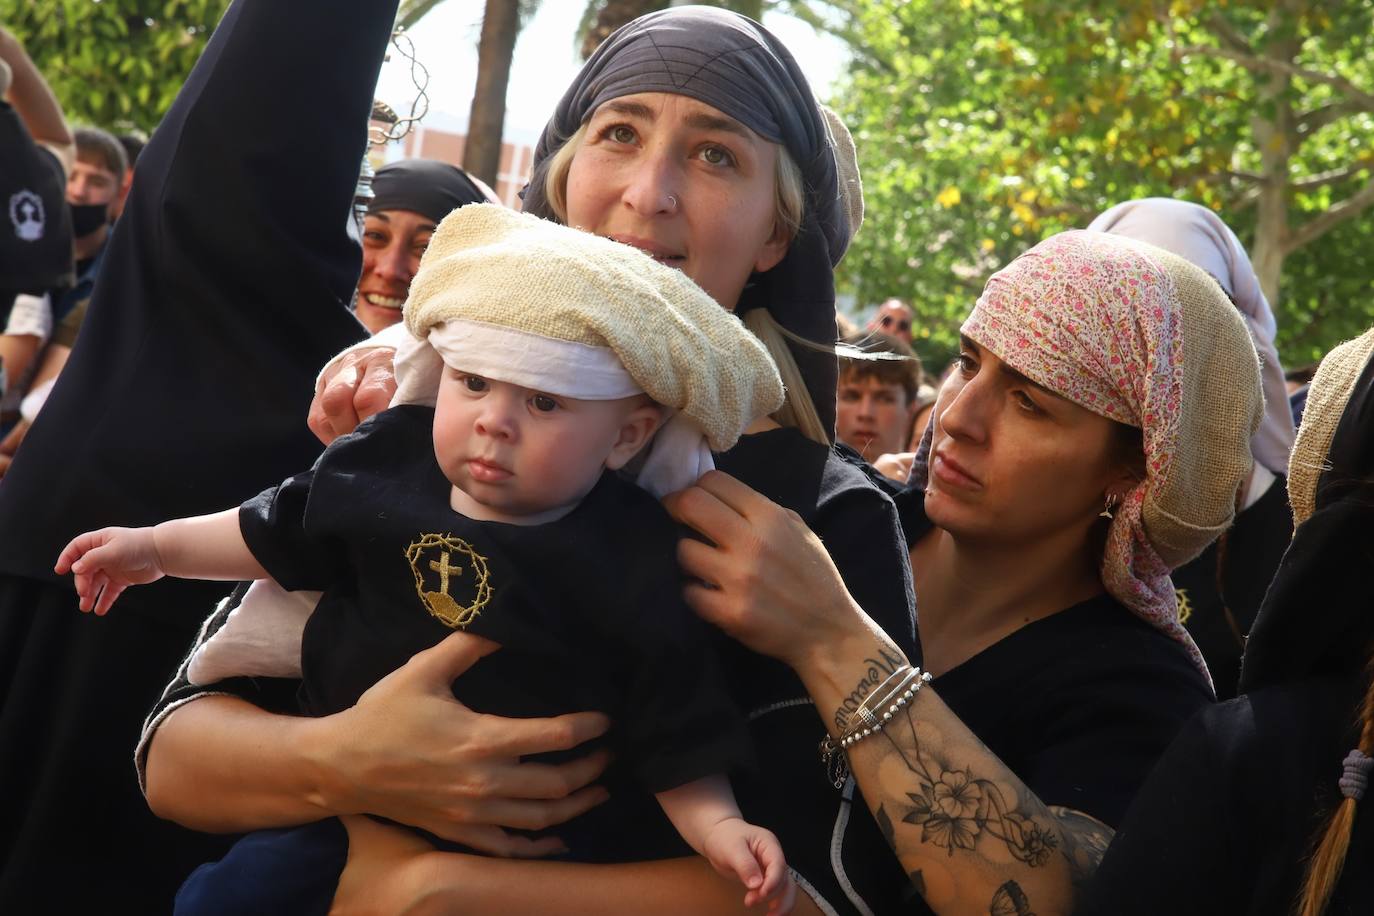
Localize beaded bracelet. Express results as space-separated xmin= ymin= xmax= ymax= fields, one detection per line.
xmin=820 ymin=667 xmax=932 ymax=788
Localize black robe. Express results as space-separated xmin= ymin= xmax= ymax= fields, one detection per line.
xmin=0 ymin=0 xmax=389 ymax=908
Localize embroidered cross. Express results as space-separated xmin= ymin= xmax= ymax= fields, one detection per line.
xmin=429 ymin=551 xmax=463 ymax=594
xmin=406 ymin=534 xmax=491 ymax=630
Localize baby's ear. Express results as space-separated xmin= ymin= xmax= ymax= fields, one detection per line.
xmin=604 ymin=402 xmax=665 ymax=470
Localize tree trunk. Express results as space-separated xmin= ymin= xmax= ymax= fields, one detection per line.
xmin=1247 ymin=9 xmax=1300 ymax=307
xmin=465 ymin=0 xmax=520 ymax=187
xmin=581 ymin=0 xmax=661 ymax=59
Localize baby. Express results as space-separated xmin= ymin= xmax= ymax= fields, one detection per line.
xmin=58 ymin=205 xmax=794 ymax=913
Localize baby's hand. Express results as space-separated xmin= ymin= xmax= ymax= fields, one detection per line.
xmin=55 ymin=527 xmax=165 ymax=615
xmin=701 ymin=817 xmax=794 ymax=915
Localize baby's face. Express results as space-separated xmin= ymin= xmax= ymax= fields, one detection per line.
xmin=434 ymin=367 xmax=659 ymax=524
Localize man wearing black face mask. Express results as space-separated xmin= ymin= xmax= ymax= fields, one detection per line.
xmin=60 ymin=127 xmax=125 ymax=323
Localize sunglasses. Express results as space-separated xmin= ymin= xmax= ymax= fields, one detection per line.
xmin=880 ymin=315 xmax=912 ymax=333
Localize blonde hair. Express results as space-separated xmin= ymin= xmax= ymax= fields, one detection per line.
xmin=1295 ymin=656 xmax=1374 ymax=916
xmin=741 ymin=309 xmax=830 ymax=445
xmin=539 ymin=117 xmax=824 ymax=444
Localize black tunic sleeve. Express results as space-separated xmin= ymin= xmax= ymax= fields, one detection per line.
xmin=0 ymin=0 xmax=391 ymax=627
xmin=813 ymin=458 xmax=919 ymax=665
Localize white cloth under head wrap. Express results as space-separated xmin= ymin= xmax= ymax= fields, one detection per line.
xmin=393 ymin=319 xmax=715 ymax=499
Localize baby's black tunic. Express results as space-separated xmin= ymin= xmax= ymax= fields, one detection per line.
xmin=239 ymin=405 xmax=748 ymax=859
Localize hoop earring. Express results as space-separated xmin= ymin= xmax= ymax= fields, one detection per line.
xmin=1099 ymin=493 xmax=1119 ymax=520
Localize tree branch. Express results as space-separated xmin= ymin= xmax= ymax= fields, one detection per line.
xmin=1204 ymin=11 xmax=1255 ymax=56
xmin=1284 ymin=177 xmax=1374 ymax=254
xmin=1177 ymin=46 xmax=1374 ymax=113
xmin=1291 ymin=166 xmax=1365 ymax=191
xmin=1297 ymin=99 xmax=1367 ymax=135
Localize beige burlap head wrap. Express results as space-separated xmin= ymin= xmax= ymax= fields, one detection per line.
xmin=1287 ymin=328 xmax=1374 ymax=527
xmin=961 ymin=230 xmax=1262 ymax=682
xmin=393 ymin=204 xmax=783 ymax=496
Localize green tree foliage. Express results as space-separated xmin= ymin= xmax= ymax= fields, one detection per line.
xmin=575 ymin=1 xmax=858 ymax=60
xmin=835 ymin=0 xmax=1374 ymax=366
xmin=1 ymin=0 xmax=228 ymax=133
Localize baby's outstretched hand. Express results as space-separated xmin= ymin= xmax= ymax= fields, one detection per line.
xmin=55 ymin=527 xmax=164 ymax=615
xmin=701 ymin=818 xmax=794 ymax=915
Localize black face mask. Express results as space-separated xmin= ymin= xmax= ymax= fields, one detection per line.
xmin=69 ymin=202 xmax=110 ymax=239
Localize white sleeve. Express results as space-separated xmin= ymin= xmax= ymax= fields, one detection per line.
xmin=185 ymin=578 xmax=321 ymax=684
xmin=5 ymin=293 xmax=54 ymax=341
xmin=19 ymin=376 xmax=55 ymax=423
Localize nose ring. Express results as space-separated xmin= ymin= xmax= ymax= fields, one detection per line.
xmin=666 ymin=195 xmax=677 ymax=210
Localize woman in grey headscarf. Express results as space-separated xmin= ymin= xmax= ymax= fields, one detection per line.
xmin=1087 ymin=198 xmax=1295 ymax=699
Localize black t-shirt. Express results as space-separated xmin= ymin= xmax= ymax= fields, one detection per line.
xmin=241 ymin=406 xmax=749 ymax=807
xmin=1080 ymin=674 xmax=1374 ymax=916
xmin=1171 ymin=475 xmax=1293 ymax=700
xmin=931 ymin=594 xmax=1214 ymax=830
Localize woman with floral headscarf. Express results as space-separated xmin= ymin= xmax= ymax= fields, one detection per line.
xmin=666 ymin=230 xmax=1264 ymax=914
xmin=141 ymin=7 xmax=915 ymax=913
xmin=1088 ymin=197 xmax=1296 ymax=699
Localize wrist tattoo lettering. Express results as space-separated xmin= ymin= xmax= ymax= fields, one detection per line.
xmin=832 ymin=647 xmax=906 ymax=731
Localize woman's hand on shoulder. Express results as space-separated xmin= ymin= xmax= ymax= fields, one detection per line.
xmin=314 ymin=630 xmax=612 ymax=856
xmin=663 ymin=471 xmax=875 ymax=669
xmin=308 ymin=347 xmax=398 ymax=444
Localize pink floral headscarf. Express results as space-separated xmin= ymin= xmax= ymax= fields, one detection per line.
xmin=956 ymin=231 xmax=1243 ymax=682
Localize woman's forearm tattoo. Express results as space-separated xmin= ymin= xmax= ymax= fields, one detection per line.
xmin=863 ymin=701 xmax=1059 ymax=866
xmin=837 ymin=679 xmax=1066 ymax=870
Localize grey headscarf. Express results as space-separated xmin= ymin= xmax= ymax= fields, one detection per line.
xmin=521 ymin=5 xmax=853 ymax=434
xmin=1087 ymin=198 xmax=1294 ymax=474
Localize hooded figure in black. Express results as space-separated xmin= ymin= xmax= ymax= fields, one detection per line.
xmin=1079 ymin=328 xmax=1374 ymax=916
xmin=0 ymin=0 xmax=396 ymax=908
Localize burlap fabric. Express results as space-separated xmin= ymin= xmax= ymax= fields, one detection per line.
xmin=822 ymin=105 xmax=864 ymax=245
xmin=1287 ymin=328 xmax=1374 ymax=527
xmin=400 ymin=204 xmax=783 ymax=453
xmin=961 ymin=230 xmax=1262 ymax=680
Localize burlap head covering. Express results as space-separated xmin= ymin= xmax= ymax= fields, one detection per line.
xmin=1286 ymin=328 xmax=1374 ymax=527
xmin=948 ymin=230 xmax=1262 ymax=680
xmin=1087 ymin=198 xmax=1294 ymax=474
xmin=520 ymin=5 xmax=856 ymax=435
xmin=1240 ymin=328 xmax=1374 ymax=693
xmin=394 ymin=204 xmax=783 ymax=496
